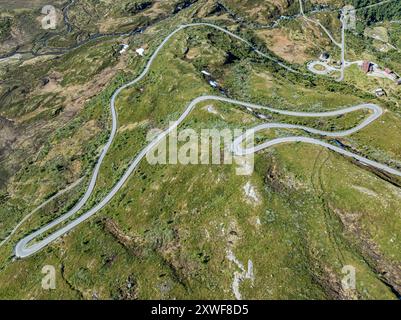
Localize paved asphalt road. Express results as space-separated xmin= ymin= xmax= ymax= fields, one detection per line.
xmin=13 ymin=23 xmax=401 ymax=258
xmin=0 ymin=178 xmax=83 ymax=249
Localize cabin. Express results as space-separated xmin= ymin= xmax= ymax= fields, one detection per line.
xmin=361 ymin=61 xmax=373 ymax=73
xmin=374 ymin=88 xmax=385 ymax=97
xmin=384 ymin=68 xmax=398 ymax=81
xmin=319 ymin=52 xmax=330 ymax=61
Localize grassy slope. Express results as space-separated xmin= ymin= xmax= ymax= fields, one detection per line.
xmin=0 ymin=0 xmax=401 ymax=299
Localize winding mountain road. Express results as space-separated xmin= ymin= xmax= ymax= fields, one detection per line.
xmin=299 ymin=0 xmax=347 ymax=81
xmin=0 ymin=178 xmax=83 ymax=249
xmin=298 ymin=0 xmax=342 ymax=48
xmin=13 ymin=23 xmax=401 ymax=258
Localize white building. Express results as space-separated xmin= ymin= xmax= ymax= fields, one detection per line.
xmin=136 ymin=48 xmax=145 ymax=56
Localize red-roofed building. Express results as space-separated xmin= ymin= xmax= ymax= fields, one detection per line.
xmin=361 ymin=61 xmax=372 ymax=73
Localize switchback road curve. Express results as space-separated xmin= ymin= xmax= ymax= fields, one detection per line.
xmin=13 ymin=23 xmax=400 ymax=258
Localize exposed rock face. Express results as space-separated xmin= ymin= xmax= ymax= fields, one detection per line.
xmin=334 ymin=206 xmax=401 ymax=297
